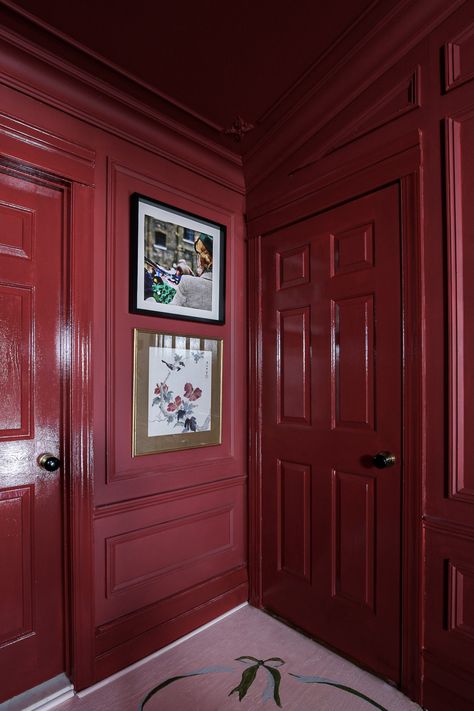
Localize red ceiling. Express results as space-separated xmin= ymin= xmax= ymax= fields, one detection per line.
xmin=8 ymin=0 xmax=376 ymax=136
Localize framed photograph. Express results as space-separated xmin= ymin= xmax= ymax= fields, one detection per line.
xmin=130 ymin=193 xmax=226 ymax=324
xmin=133 ymin=329 xmax=223 ymax=456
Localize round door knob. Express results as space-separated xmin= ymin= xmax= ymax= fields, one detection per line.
xmin=38 ymin=453 xmax=61 ymax=471
xmin=373 ymin=451 xmax=396 ymax=469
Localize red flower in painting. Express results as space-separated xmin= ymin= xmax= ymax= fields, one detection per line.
xmin=184 ymin=383 xmax=202 ymax=401
xmin=154 ymin=384 xmax=161 ymax=395
xmin=167 ymin=395 xmax=182 ymax=412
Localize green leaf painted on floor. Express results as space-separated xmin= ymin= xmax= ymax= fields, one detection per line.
xmin=229 ymin=664 xmax=259 ymax=701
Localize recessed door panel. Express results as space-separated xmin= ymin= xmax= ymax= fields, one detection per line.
xmin=277 ymin=308 xmax=311 ymax=424
xmin=0 ymin=284 xmax=33 ymax=438
xmin=277 ymin=459 xmax=312 ymax=581
xmin=331 ymin=469 xmax=375 ymax=611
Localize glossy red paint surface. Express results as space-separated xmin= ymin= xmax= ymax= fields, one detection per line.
xmin=0 ymin=1 xmax=474 ymax=709
xmin=0 ymin=64 xmax=247 ymax=698
xmin=0 ymin=170 xmax=64 ymax=700
xmin=260 ymin=185 xmax=402 ymax=682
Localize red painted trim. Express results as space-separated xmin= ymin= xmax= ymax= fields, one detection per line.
xmin=243 ymin=0 xmax=463 ymax=189
xmin=0 ymin=109 xmax=96 ymax=185
xmin=444 ymin=113 xmax=474 ymax=504
xmin=0 ymin=151 xmax=96 ymax=690
xmin=247 ymin=130 xmax=421 ymax=233
xmin=247 ymin=234 xmax=263 ymax=607
xmin=399 ymin=171 xmax=423 ymax=699
xmin=247 ymin=138 xmax=423 ymax=702
xmin=0 ymin=41 xmax=244 ymax=195
xmin=67 ymin=181 xmax=95 ymax=690
xmin=94 ymin=566 xmax=247 ymax=656
xmin=0 ymin=3 xmax=242 ymax=160
xmin=92 ymin=582 xmax=248 ymax=682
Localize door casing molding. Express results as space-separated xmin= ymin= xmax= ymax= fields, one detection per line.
xmin=247 ymin=134 xmax=423 ymax=702
xmin=0 ymin=136 xmax=95 ymax=691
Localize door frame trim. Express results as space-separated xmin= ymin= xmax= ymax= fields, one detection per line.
xmin=247 ymin=137 xmax=423 ymax=702
xmin=0 ymin=156 xmax=95 ymax=691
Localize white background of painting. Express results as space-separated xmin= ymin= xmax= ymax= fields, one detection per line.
xmin=148 ymin=346 xmax=212 ymax=437
xmin=136 ymin=199 xmax=222 ymax=320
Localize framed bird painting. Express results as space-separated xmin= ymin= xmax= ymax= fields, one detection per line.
xmin=132 ymin=329 xmax=223 ymax=455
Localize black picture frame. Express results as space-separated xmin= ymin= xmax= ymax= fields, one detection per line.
xmin=130 ymin=193 xmax=226 ymax=324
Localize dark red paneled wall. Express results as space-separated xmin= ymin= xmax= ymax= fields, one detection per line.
xmin=1 ymin=1 xmax=474 ymax=708
xmin=245 ymin=2 xmax=474 ymax=709
xmin=0 ymin=30 xmax=247 ymax=687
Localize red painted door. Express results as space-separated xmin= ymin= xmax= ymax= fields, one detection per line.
xmin=261 ymin=185 xmax=402 ymax=682
xmin=0 ymin=168 xmax=65 ymax=701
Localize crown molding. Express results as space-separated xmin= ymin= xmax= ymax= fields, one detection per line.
xmin=0 ymin=1 xmax=245 ymax=192
xmin=243 ymin=0 xmax=465 ymax=193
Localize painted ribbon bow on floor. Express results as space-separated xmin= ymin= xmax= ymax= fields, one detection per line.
xmin=229 ymin=656 xmax=284 ymax=706
xmin=139 ymin=655 xmax=389 ymax=710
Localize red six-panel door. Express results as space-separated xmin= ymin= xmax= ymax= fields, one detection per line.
xmin=261 ymin=184 xmax=402 ymax=682
xmin=0 ymin=168 xmax=65 ymax=701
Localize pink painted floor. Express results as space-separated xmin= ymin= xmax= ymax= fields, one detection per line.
xmin=58 ymin=605 xmax=423 ymax=711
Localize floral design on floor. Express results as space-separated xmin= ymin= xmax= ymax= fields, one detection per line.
xmin=139 ymin=655 xmax=390 ymax=710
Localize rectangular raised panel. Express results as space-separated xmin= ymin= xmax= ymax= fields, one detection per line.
xmin=448 ymin=562 xmax=474 ymax=640
xmin=331 ymin=223 xmax=374 ymax=276
xmin=331 ymin=470 xmax=375 ymax=611
xmin=277 ymin=460 xmax=311 ymax=581
xmin=331 ymin=295 xmax=374 ymax=430
xmin=0 ymin=284 xmax=33 ymax=439
xmin=0 ymin=201 xmax=34 ymax=259
xmin=107 ymin=506 xmax=234 ymax=596
xmin=0 ymin=488 xmax=33 ymax=647
xmin=277 ymin=308 xmax=311 ymax=424
xmin=446 ymin=115 xmax=474 ymax=503
xmin=277 ymin=244 xmax=310 ymax=289
xmin=444 ymin=24 xmax=474 ymax=92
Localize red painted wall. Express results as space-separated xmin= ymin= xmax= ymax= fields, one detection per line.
xmin=1 ymin=1 xmax=474 ymax=708
xmin=245 ymin=2 xmax=474 ymax=710
xmin=0 ymin=29 xmax=247 ymax=687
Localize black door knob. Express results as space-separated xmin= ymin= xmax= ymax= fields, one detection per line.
xmin=373 ymin=451 xmax=396 ymax=469
xmin=38 ymin=454 xmax=61 ymax=471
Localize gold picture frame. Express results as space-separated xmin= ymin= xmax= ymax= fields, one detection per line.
xmin=132 ymin=329 xmax=223 ymax=456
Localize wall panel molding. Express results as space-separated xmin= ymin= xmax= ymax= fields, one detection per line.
xmin=100 ymin=160 xmax=245 ymax=502
xmin=94 ymin=479 xmax=246 ymax=625
xmin=243 ymin=0 xmax=462 ymax=191
xmin=445 ymin=112 xmax=474 ymax=504
xmin=291 ymin=67 xmax=421 ymax=177
xmin=106 ymin=505 xmax=234 ymax=597
xmin=447 ymin=561 xmax=474 ymax=640
xmin=444 ymin=22 xmax=474 ymax=92
xmin=95 ymin=476 xmax=246 ymax=520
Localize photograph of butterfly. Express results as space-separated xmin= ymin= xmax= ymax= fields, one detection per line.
xmin=132 ymin=329 xmax=223 ymax=455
